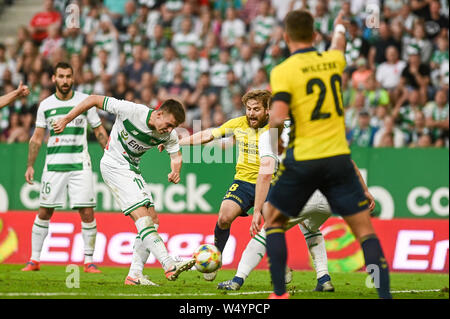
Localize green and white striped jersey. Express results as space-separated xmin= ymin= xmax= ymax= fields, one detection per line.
xmin=101 ymin=97 xmax=180 ymax=173
xmin=251 ymin=15 xmax=276 ymax=45
xmin=171 ymin=32 xmax=202 ymax=59
xmin=35 ymin=91 xmax=102 ymax=172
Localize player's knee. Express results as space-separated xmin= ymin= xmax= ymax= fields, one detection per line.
xmin=78 ymin=207 xmax=95 ymax=223
xmin=38 ymin=207 xmax=53 ymax=220
xmin=217 ymin=214 xmax=233 ymax=229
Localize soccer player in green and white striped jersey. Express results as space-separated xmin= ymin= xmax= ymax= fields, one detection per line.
xmin=52 ymin=93 xmax=195 ymax=285
xmin=22 ymin=62 xmax=109 ymax=273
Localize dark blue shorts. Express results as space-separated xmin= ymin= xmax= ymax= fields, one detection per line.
xmin=268 ymin=150 xmax=369 ymax=218
xmin=222 ymin=180 xmax=257 ymax=216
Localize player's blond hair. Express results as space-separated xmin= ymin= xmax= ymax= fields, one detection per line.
xmin=242 ymin=89 xmax=272 ymax=109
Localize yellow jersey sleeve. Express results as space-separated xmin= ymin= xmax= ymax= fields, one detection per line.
xmin=270 ymin=64 xmax=292 ymax=104
xmin=211 ymin=116 xmax=244 ymax=139
xmin=326 ymin=49 xmax=347 ymax=74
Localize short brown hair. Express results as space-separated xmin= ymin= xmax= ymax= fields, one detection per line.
xmin=242 ymin=89 xmax=272 ymax=109
xmin=159 ymin=99 xmax=186 ymax=125
xmin=284 ymin=10 xmax=314 ymax=43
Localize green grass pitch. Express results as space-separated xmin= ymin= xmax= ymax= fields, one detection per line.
xmin=0 ymin=264 xmax=448 ymax=299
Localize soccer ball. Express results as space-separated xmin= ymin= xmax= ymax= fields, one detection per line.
xmin=193 ymin=244 xmax=222 ymax=273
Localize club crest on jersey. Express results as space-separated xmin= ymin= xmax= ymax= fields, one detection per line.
xmin=120 ymin=130 xmax=129 ymax=140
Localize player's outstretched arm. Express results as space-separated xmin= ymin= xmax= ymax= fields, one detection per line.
xmin=168 ymin=151 xmax=182 ymax=184
xmin=0 ymin=81 xmax=29 ymax=109
xmin=52 ymin=95 xmax=106 ymax=133
xmin=329 ymin=10 xmax=348 ymax=54
xmin=178 ymin=128 xmax=215 ymax=146
xmin=251 ymin=156 xmax=276 ymax=236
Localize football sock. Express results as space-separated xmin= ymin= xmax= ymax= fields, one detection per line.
xmin=81 ymin=220 xmax=97 ymax=264
xmin=128 ymin=235 xmax=150 ymax=277
xmin=299 ymin=223 xmax=330 ymax=280
xmin=31 ymin=215 xmax=50 ymax=262
xmin=128 ymin=224 xmax=159 ymax=277
xmin=214 ymin=222 xmax=230 ymax=253
xmin=236 ymin=228 xmax=267 ymax=280
xmin=360 ymin=234 xmax=392 ymax=299
xmin=135 ymin=216 xmax=173 ymax=270
xmin=266 ymin=227 xmax=287 ymax=296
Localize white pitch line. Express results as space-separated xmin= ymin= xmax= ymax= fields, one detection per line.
xmin=0 ymin=289 xmax=443 ymax=297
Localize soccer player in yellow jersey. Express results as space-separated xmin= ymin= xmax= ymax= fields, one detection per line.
xmin=264 ymin=10 xmax=392 ymax=299
xmin=178 ymin=89 xmax=270 ymax=281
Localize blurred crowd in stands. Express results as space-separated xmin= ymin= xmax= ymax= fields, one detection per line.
xmin=0 ymin=0 xmax=448 ymax=147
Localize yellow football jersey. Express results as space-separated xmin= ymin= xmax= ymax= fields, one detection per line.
xmin=212 ymin=116 xmax=268 ymax=184
xmin=270 ymin=48 xmax=350 ymax=161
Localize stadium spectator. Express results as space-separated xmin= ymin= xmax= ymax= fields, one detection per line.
xmin=351 ymin=57 xmax=373 ymax=90
xmin=233 ymin=44 xmax=262 ymax=89
xmin=172 ymin=17 xmax=202 ymax=59
xmin=408 ymin=110 xmax=433 ymax=147
xmin=117 ymin=0 xmax=138 ymax=34
xmin=221 ymin=7 xmax=246 ymax=48
xmin=400 ymin=45 xmax=432 ymax=105
xmin=423 ymin=88 xmax=449 ymax=146
xmin=181 ymin=45 xmax=209 ymax=89
xmin=39 ymin=24 xmax=64 ymax=59
xmin=153 ymin=46 xmax=178 ymax=85
xmin=209 ymin=49 xmax=231 ymax=89
xmin=393 ymin=89 xmax=424 ymax=133
xmin=249 ymin=1 xmax=276 ymax=51
xmin=403 ymin=21 xmax=433 ymax=63
xmin=363 ymin=74 xmax=390 ymax=110
xmin=120 ymin=23 xmax=146 ymax=65
xmin=376 ymin=46 xmax=407 ymax=91
xmin=369 ymin=20 xmax=402 ymax=68
xmin=28 ymin=0 xmax=62 ymax=43
xmin=347 ymin=110 xmax=378 ymax=147
xmin=345 ymin=91 xmax=367 ymax=131
xmin=374 ymin=115 xmax=407 ymax=148
xmin=345 ymin=19 xmax=371 ymax=68
xmin=423 ymin=0 xmax=449 ymax=40
xmin=122 ymin=44 xmax=152 ymax=89
xmin=147 ymin=24 xmax=170 ymax=62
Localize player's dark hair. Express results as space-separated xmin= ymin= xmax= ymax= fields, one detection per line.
xmin=159 ymin=99 xmax=186 ymax=125
xmin=242 ymin=89 xmax=272 ymax=109
xmin=53 ymin=62 xmax=73 ymax=75
xmin=284 ymin=9 xmax=314 ymax=43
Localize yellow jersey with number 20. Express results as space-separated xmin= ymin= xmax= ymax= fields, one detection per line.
xmin=270 ymin=48 xmax=350 ymax=161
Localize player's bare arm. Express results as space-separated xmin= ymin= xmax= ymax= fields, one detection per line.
xmin=168 ymin=151 xmax=182 ymax=184
xmin=0 ymin=81 xmax=30 ymax=109
xmin=52 ymin=95 xmax=105 ymax=133
xmin=178 ymin=129 xmax=215 ymax=146
xmin=25 ymin=127 xmax=46 ymax=185
xmin=93 ymin=125 xmax=109 ymax=149
xmin=269 ymin=100 xmax=289 ymax=153
xmin=329 ymin=10 xmax=348 ymax=54
xmin=351 ymin=160 xmax=376 ymax=212
xmin=251 ymin=156 xmax=276 ymax=236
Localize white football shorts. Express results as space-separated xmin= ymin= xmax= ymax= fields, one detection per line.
xmin=39 ymin=168 xmax=96 ymax=209
xmin=100 ymin=160 xmax=154 ymax=216
xmin=286 ymin=190 xmax=332 ymax=233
